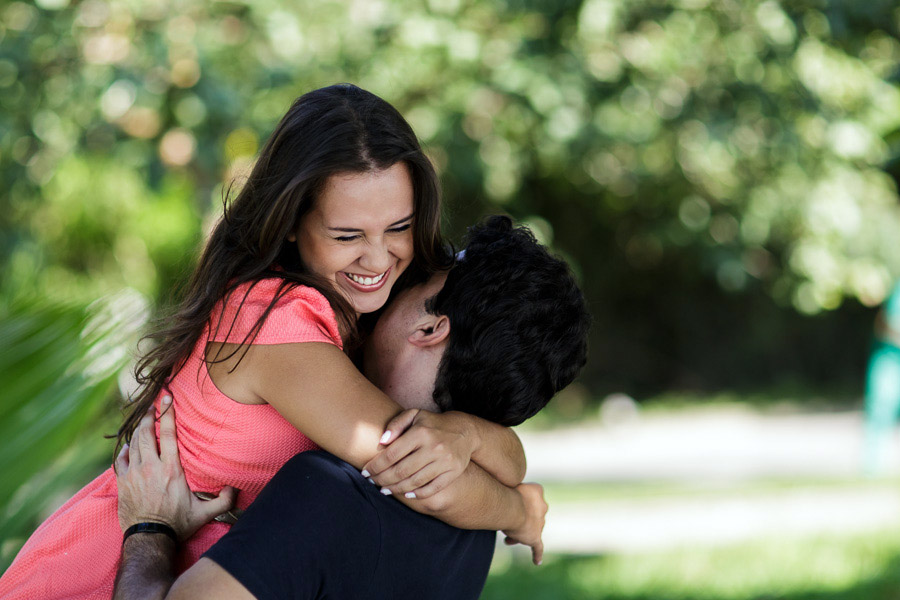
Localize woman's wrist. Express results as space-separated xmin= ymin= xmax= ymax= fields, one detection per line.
xmin=499 ymin=483 xmax=529 ymax=532
xmin=446 ymin=411 xmax=483 ymax=462
xmin=502 ymin=484 xmax=546 ymax=542
xmin=459 ymin=411 xmax=484 ymax=457
xmin=463 ymin=415 xmax=526 ymax=486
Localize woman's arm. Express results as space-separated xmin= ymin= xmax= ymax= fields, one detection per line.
xmin=235 ymin=342 xmax=407 ymax=468
xmin=397 ymin=463 xmax=547 ymax=565
xmin=468 ymin=414 xmax=527 ymax=484
xmin=113 ymin=407 xmax=545 ymax=600
xmin=228 ymin=341 xmax=538 ymax=536
xmin=364 ymin=409 xmax=527 ymax=490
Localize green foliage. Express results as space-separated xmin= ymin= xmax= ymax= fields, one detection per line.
xmin=2 ymin=0 xmax=898 ymax=588
xmin=0 ymin=292 xmax=146 ymax=569
xmin=1 ymin=0 xmax=899 ymax=390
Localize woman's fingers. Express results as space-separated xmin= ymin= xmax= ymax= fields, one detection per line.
xmin=501 ymin=535 xmax=544 ymax=565
xmin=379 ymin=408 xmax=420 ymax=446
xmin=361 ymin=433 xmax=419 ymax=478
xmin=380 ymin=459 xmax=445 ymax=497
xmin=531 ymin=539 xmax=544 ymax=565
xmin=403 ymin=470 xmax=454 ymax=500
xmin=367 ymin=446 xmax=434 ymax=487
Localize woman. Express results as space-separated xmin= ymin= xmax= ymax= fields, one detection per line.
xmin=0 ymin=84 xmax=531 ymax=599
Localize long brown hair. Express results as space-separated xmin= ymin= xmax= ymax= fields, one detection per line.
xmin=116 ymin=84 xmax=452 ymax=451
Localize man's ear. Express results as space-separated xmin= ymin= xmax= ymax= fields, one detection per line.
xmin=408 ymin=315 xmax=450 ymax=348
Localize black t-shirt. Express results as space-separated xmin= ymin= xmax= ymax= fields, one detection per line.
xmin=204 ymin=451 xmax=495 ymax=600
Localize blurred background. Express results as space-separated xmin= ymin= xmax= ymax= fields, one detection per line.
xmin=3 ymin=0 xmax=900 ymax=597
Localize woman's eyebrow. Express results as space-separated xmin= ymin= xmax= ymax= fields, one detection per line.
xmin=327 ymin=213 xmax=415 ymax=232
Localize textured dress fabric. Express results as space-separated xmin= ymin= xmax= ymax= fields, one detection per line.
xmin=0 ymin=280 xmax=342 ymax=600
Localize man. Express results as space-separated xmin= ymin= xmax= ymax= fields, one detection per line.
xmin=114 ymin=216 xmax=590 ymax=599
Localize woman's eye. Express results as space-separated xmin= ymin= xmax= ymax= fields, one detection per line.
xmin=335 ymin=235 xmax=360 ymax=242
xmin=389 ymin=224 xmax=412 ymax=233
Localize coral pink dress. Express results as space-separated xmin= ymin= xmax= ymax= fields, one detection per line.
xmin=0 ymin=280 xmax=342 ymax=599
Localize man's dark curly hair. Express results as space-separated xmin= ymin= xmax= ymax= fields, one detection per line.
xmin=428 ymin=215 xmax=590 ymax=426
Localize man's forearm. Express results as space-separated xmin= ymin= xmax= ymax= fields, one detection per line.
xmin=401 ymin=462 xmax=526 ymax=531
xmin=113 ymin=534 xmax=177 ymax=600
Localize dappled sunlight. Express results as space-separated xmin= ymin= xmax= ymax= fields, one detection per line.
xmin=3 ymin=0 xmax=900 ymax=596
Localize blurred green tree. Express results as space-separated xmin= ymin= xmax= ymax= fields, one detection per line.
xmin=2 ymin=0 xmax=899 ymax=393
xmin=2 ymin=0 xmax=900 ymax=573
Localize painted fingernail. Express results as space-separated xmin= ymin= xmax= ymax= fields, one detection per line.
xmin=405 ymin=492 xmax=416 ymax=499
xmin=361 ymin=469 xmax=370 ymax=478
xmin=367 ymin=477 xmax=376 ymax=485
xmin=379 ymin=431 xmax=392 ymax=444
xmin=380 ymin=487 xmax=392 ymax=496
xmin=162 ymin=395 xmax=172 ymax=405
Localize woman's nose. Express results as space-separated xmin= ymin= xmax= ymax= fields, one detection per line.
xmin=359 ymin=240 xmax=393 ymax=273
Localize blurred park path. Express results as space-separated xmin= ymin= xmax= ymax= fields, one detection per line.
xmin=519 ymin=407 xmax=900 ymax=554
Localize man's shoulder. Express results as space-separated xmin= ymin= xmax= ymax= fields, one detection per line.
xmin=208 ymin=451 xmax=495 ymax=600
xmin=275 ymin=451 xmax=497 ymax=600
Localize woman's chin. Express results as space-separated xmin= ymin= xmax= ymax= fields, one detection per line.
xmin=349 ymin=291 xmax=390 ymax=315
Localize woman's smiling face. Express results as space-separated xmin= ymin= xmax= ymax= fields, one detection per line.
xmin=291 ymin=162 xmax=415 ymax=316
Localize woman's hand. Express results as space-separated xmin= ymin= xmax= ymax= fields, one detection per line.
xmin=501 ymin=483 xmax=548 ymax=565
xmin=115 ymin=397 xmax=236 ymax=542
xmin=361 ymin=409 xmax=478 ymax=499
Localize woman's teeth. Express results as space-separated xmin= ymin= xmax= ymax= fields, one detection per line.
xmin=346 ymin=271 xmax=386 ymax=286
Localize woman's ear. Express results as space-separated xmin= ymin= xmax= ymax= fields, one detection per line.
xmin=408 ymin=315 xmax=450 ymax=348
xmin=287 ymin=231 xmax=297 ymax=243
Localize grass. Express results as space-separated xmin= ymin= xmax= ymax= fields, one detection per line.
xmin=540 ymin=477 xmax=900 ymax=505
xmin=483 ymin=527 xmax=900 ymax=599
xmin=482 ymin=472 xmax=900 ymax=599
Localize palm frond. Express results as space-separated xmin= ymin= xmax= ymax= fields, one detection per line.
xmin=0 ymin=291 xmax=147 ymax=569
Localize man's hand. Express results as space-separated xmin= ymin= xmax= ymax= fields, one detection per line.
xmin=115 ymin=396 xmax=237 ymax=541
xmin=500 ymin=483 xmax=547 ymax=566
xmin=361 ymin=409 xmax=476 ymax=499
